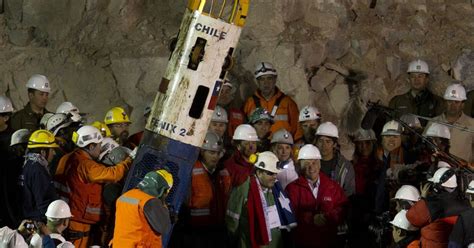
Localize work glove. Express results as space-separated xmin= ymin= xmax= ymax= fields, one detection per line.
xmin=129 ymin=147 xmax=138 ymax=160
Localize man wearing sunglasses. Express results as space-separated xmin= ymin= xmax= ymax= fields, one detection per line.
xmin=243 ymin=62 xmax=302 ymax=142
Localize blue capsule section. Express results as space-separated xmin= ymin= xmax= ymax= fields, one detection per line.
xmin=122 ymin=130 xmax=199 ymax=215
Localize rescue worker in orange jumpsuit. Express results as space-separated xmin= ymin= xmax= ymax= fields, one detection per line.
xmin=55 ymin=125 xmax=133 ymax=248
xmin=243 ymin=62 xmax=302 ymax=140
xmin=113 ymin=169 xmax=173 ymax=248
xmin=178 ymin=131 xmax=231 ymax=247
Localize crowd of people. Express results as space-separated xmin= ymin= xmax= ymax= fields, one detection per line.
xmin=0 ymin=59 xmax=473 ymax=248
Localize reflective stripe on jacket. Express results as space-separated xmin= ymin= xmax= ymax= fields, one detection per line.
xmin=60 ymin=149 xmax=131 ymax=224
xmin=113 ymin=189 xmax=161 ymax=248
xmin=188 ymin=161 xmax=231 ymax=227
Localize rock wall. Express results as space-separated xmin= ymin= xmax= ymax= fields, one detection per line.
xmin=1 ymin=0 xmax=474 ymax=155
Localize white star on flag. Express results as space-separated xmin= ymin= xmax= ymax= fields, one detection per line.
xmin=279 ymin=191 xmax=291 ymax=212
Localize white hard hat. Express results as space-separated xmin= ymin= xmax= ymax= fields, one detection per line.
xmin=46 ymin=113 xmax=72 ymax=136
xmin=233 ymin=124 xmax=259 ymax=141
xmin=0 ymin=95 xmax=14 ymax=113
xmin=99 ymin=137 xmax=120 ymax=161
xmin=56 ymin=101 xmax=82 ymax=122
xmin=271 ymin=129 xmax=294 ymax=145
xmin=73 ymin=125 xmax=103 ymax=147
xmin=437 ymin=161 xmax=451 ymax=168
xmin=393 ymin=185 xmax=420 ymax=202
xmin=400 ymin=114 xmax=421 ymax=129
xmin=428 ymin=167 xmax=457 ymax=188
xmin=353 ymin=128 xmax=377 ymax=141
xmin=212 ymin=105 xmax=228 ymax=123
xmin=10 ymin=129 xmax=31 ymax=146
xmin=424 ymin=123 xmax=450 ymax=139
xmin=316 ymin=122 xmax=339 ymax=138
xmin=251 ymin=151 xmax=281 ymax=174
xmin=299 ymin=106 xmax=321 ymax=122
xmin=254 ymin=62 xmax=277 ymax=79
xmin=40 ymin=113 xmax=55 ymax=128
xmin=381 ymin=120 xmax=403 ymax=136
xmin=297 ymin=144 xmax=322 ymax=160
xmin=443 ymin=84 xmax=467 ymax=101
xmin=466 ymin=180 xmax=474 ymax=194
xmin=390 ymin=210 xmax=419 ymax=231
xmin=45 ymin=200 xmax=73 ymax=219
xmin=26 ymin=74 xmax=51 ymax=93
xmin=407 ymin=59 xmax=429 ymax=74
xmin=30 ymin=233 xmax=43 ymax=248
xmin=201 ymin=131 xmax=223 ymax=152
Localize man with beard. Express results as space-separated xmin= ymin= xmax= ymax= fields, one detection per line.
xmin=11 ymin=74 xmax=52 ymax=131
xmin=217 ymin=78 xmax=245 ymax=137
xmin=297 ymin=105 xmax=321 ymax=145
xmin=248 ymin=107 xmax=274 ymax=152
xmin=104 ymin=107 xmax=131 ymax=146
xmin=430 ymin=83 xmax=474 ymax=162
xmin=223 ymin=124 xmax=259 ymax=187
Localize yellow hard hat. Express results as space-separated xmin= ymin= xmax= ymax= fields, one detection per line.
xmin=104 ymin=107 xmax=131 ymax=125
xmin=156 ymin=169 xmax=174 ymax=189
xmin=91 ymin=121 xmax=112 ymax=137
xmin=28 ymin=129 xmax=59 ymax=149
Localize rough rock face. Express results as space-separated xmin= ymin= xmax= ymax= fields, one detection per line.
xmin=1 ymin=0 xmax=473 ymax=157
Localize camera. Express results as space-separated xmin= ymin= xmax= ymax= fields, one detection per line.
xmin=367 ymin=211 xmax=392 ymax=248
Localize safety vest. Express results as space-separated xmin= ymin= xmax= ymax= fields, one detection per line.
xmin=63 ymin=150 xmax=103 ymax=224
xmin=113 ymin=189 xmax=162 ymax=248
xmin=188 ymin=161 xmax=231 ymax=227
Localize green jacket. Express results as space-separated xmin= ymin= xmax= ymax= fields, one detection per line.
xmin=11 ymin=103 xmax=50 ymax=131
xmin=389 ymin=90 xmax=444 ymax=126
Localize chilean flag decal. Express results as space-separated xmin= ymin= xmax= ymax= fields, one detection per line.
xmin=208 ymin=80 xmax=223 ymax=110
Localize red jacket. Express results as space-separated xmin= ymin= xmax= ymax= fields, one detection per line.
xmin=406 ymin=199 xmax=459 ymax=248
xmin=226 ymin=108 xmax=245 ymax=138
xmin=223 ymin=150 xmax=254 ymax=187
xmin=286 ymin=173 xmax=348 ymax=248
xmin=352 ymin=156 xmax=379 ymax=195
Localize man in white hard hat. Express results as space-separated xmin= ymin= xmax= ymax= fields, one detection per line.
xmin=243 ymin=62 xmax=302 ymax=141
xmin=314 ymin=122 xmax=355 ymax=197
xmin=54 ymin=125 xmax=133 ymax=248
xmin=0 ymin=95 xmax=14 ymax=156
xmin=286 ymin=144 xmax=348 ymax=248
xmin=223 ymin=124 xmax=259 ymax=187
xmin=392 ymin=185 xmax=421 ymax=212
xmin=226 ymin=151 xmax=296 ymax=248
xmin=374 ymin=120 xmax=406 ymax=214
xmin=34 ymin=199 xmax=74 ymax=247
xmin=430 ymin=83 xmax=474 ymax=162
xmin=389 ymin=59 xmax=444 ymax=126
xmin=271 ymin=129 xmax=298 ymax=189
xmin=449 ymin=180 xmax=474 ymax=248
xmin=407 ymin=168 xmax=470 ymax=248
xmin=298 ymin=105 xmax=321 ymax=145
xmin=208 ymin=105 xmax=229 ymax=139
xmin=390 ymin=210 xmax=420 ymax=247
xmin=11 ymin=74 xmax=52 ymax=131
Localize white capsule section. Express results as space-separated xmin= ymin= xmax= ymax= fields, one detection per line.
xmin=146 ymin=9 xmax=242 ymax=147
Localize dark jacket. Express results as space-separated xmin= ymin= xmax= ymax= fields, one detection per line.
xmin=389 ymin=89 xmax=444 ymax=126
xmin=406 ymin=191 xmax=470 ymax=248
xmin=10 ymin=103 xmax=50 ymax=131
xmin=19 ymin=154 xmax=58 ymax=221
xmin=448 ymin=208 xmax=474 ymax=248
xmin=286 ymin=173 xmax=348 ymax=248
